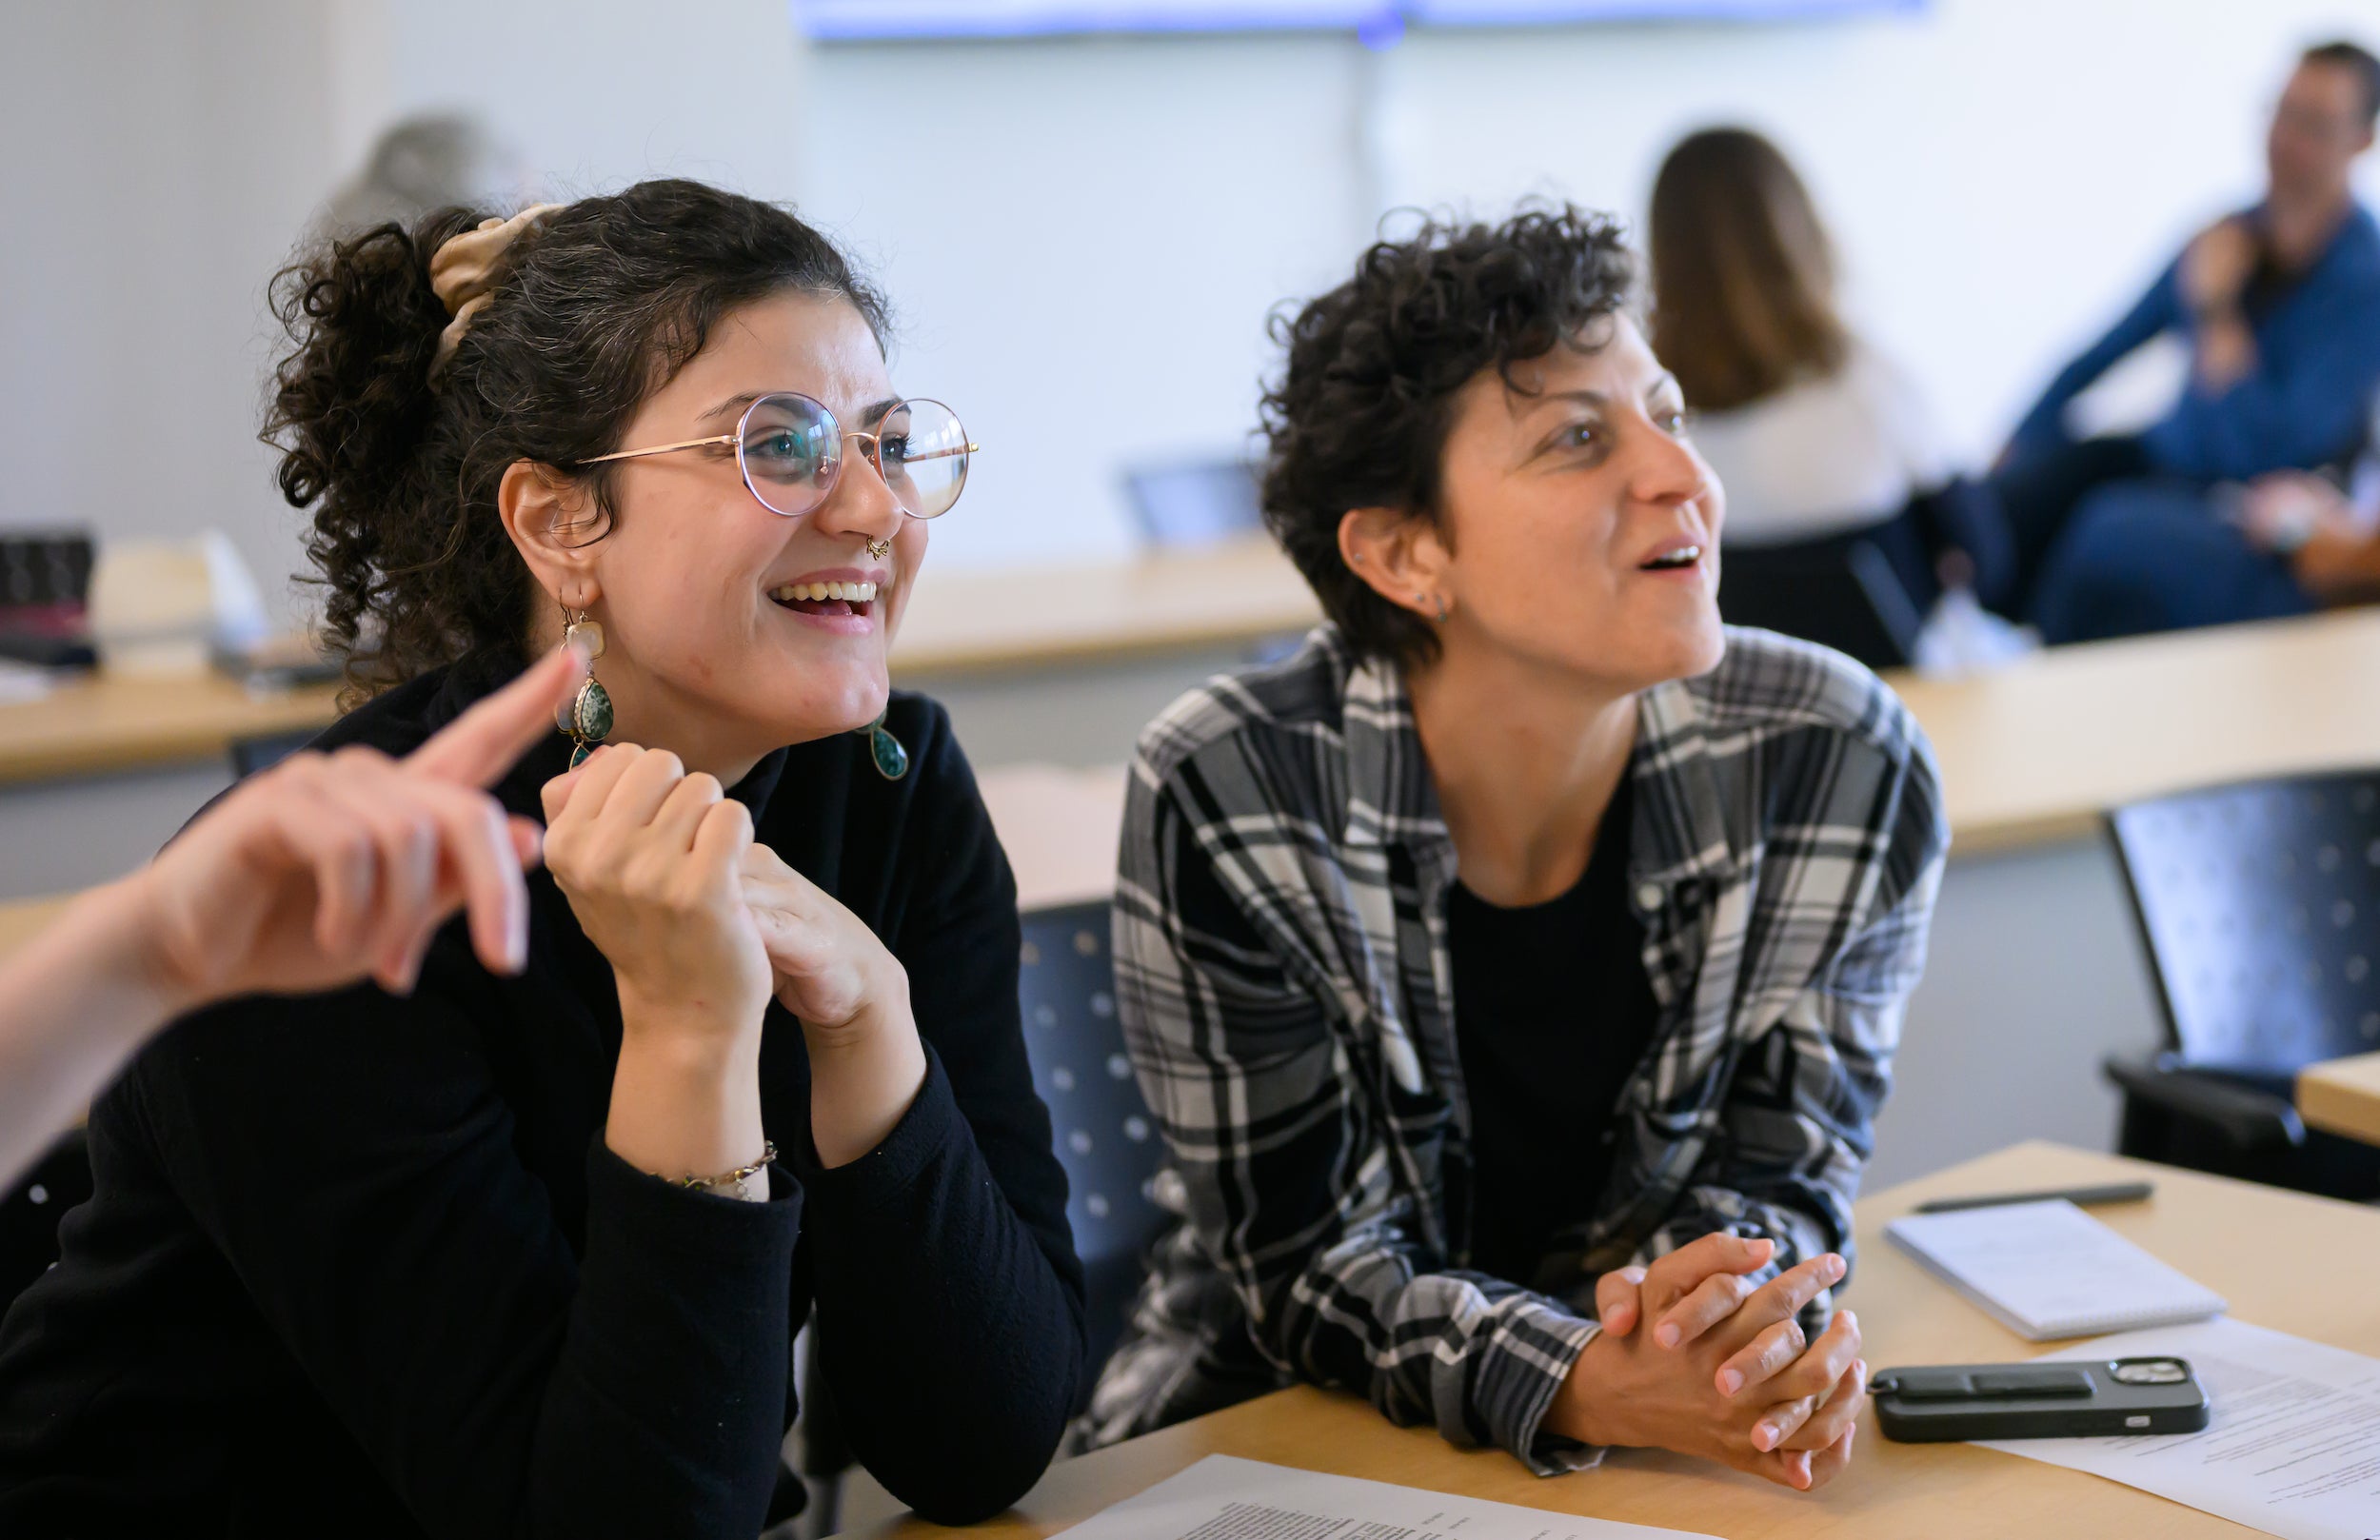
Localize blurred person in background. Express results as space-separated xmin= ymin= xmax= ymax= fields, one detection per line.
xmin=1649 ymin=126 xmax=2010 ymax=648
xmin=1991 ymin=40 xmax=2380 ymax=625
xmin=320 ymin=112 xmax=530 ymax=236
xmin=2032 ymin=390 xmax=2380 ymax=642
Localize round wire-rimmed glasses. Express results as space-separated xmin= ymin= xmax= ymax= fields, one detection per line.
xmin=580 ymin=393 xmax=978 ymax=520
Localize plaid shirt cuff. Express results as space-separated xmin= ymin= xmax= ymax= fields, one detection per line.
xmin=1487 ymin=1303 xmax=1606 ymax=1476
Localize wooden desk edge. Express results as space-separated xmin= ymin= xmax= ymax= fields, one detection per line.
xmin=2297 ymin=1053 xmax=2380 ymax=1143
xmin=892 ymin=610 xmax=1313 ymax=681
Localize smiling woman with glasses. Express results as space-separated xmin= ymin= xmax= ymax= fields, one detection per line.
xmin=0 ymin=181 xmax=1084 ymax=1538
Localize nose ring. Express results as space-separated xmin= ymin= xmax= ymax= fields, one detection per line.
xmin=866 ymin=537 xmax=891 ymax=560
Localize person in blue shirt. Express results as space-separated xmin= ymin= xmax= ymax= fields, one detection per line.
xmin=1991 ymin=39 xmax=2380 ymax=625
xmin=2031 ymin=411 xmax=2380 ymax=642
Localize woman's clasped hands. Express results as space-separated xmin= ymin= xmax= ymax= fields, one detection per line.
xmin=1553 ymin=1234 xmax=1868 ymax=1491
xmin=540 ymin=740 xmax=926 ymax=1173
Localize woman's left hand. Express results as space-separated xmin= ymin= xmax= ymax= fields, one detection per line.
xmin=742 ymin=842 xmax=928 ymax=1164
xmin=740 ymin=843 xmax=904 ymax=1039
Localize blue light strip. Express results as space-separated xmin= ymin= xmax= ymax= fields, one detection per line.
xmin=794 ymin=1 xmax=1391 ymax=40
xmin=1407 ymin=0 xmax=1921 ymax=21
xmin=790 ymin=0 xmax=1918 ymax=41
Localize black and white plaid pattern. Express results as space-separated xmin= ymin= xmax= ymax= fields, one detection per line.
xmin=1078 ymin=624 xmax=1948 ymax=1472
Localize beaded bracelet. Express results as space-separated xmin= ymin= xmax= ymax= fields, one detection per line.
xmin=669 ymin=1139 xmax=778 ymax=1193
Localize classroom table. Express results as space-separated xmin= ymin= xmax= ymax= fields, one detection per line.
xmin=1887 ymin=606 xmax=2380 ymax=855
xmin=853 ymin=1140 xmax=2380 ymax=1540
xmin=891 ymin=538 xmax=1319 ymax=680
xmin=0 ymin=895 xmax=69 ymax=967
xmin=0 ymin=541 xmax=1318 ymax=792
xmin=964 ymin=606 xmax=2380 ymax=891
xmin=0 ymin=670 xmax=343 ymax=787
xmin=2297 ymin=1051 xmax=2380 ymax=1146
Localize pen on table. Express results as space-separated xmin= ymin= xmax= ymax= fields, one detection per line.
xmin=1911 ymin=1180 xmax=2155 ymax=1214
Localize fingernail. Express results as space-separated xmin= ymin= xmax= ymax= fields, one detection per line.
xmin=1656 ymin=1323 xmax=1679 ymax=1348
xmin=1719 ymin=1369 xmax=1743 ymax=1395
xmin=1827 ymin=1254 xmax=1847 ymax=1281
xmin=1753 ymin=1421 xmax=1775 ymax=1451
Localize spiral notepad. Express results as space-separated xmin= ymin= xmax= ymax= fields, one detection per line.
xmin=1884 ymin=1198 xmax=2227 ymax=1341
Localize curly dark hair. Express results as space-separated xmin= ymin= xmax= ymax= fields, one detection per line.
xmin=1259 ymin=203 xmax=1636 ymax=667
xmin=264 ymin=179 xmax=889 ymax=703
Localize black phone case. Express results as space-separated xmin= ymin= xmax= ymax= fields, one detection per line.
xmin=1872 ymin=1358 xmax=2210 ymax=1442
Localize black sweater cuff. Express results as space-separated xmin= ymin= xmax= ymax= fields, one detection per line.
xmin=584 ymin=1137 xmax=803 ymax=1262
xmin=788 ymin=1044 xmax=964 ymax=1214
xmin=542 ymin=1142 xmax=803 ymax=1534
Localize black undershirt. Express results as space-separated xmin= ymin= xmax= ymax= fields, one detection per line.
xmin=1448 ymin=777 xmax=1661 ymax=1287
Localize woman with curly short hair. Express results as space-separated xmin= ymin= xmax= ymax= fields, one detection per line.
xmin=1080 ymin=206 xmax=1949 ymax=1492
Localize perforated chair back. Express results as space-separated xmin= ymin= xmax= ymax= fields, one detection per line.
xmin=1716 ymin=537 xmax=1923 ymax=669
xmin=2108 ymin=770 xmax=2380 ymax=1075
xmin=1016 ymin=899 xmax=1169 ymax=1377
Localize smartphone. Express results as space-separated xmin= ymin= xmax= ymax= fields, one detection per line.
xmin=1871 ymin=1357 xmax=2209 ymax=1442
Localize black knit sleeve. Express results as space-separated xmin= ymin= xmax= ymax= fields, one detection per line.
xmin=794 ymin=701 xmax=1087 ymax=1524
xmin=120 ymin=964 xmax=802 ymax=1540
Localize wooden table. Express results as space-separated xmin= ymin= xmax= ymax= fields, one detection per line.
xmin=0 ymin=543 xmax=1318 ymax=790
xmin=1885 ymin=607 xmax=2380 ymax=855
xmin=2298 ymin=1052 xmax=2380 ymax=1146
xmin=891 ymin=539 xmax=1317 ymax=680
xmin=978 ymin=765 xmax=1132 ymax=911
xmin=956 ymin=608 xmax=2380 ymax=904
xmin=0 ymin=671 xmax=341 ymax=787
xmin=0 ymin=895 xmax=69 ymax=966
xmin=856 ymin=1141 xmax=2380 ymax=1540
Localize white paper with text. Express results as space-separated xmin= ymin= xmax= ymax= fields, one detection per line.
xmin=1975 ymin=1317 xmax=2380 ymax=1540
xmin=1052 ymin=1455 xmax=1717 ymax=1540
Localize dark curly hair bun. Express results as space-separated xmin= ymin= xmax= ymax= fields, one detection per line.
xmin=1259 ymin=202 xmax=1635 ymax=666
xmin=263 ymin=180 xmax=886 ymax=702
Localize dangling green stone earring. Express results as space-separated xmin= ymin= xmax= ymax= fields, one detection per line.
xmin=858 ymin=708 xmax=908 ymax=780
xmin=557 ymin=606 xmax=612 ymax=769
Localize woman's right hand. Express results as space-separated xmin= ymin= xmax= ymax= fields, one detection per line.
xmin=540 ymin=744 xmax=771 ymax=1048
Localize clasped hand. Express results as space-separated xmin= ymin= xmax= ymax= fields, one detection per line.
xmin=1554 ymin=1234 xmax=1867 ymax=1491
xmin=539 ymin=744 xmax=906 ymax=1049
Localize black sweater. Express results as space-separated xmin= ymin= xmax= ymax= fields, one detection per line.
xmin=0 ymin=659 xmax=1087 ymax=1538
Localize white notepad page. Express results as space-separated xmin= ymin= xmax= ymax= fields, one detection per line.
xmin=1884 ymin=1198 xmax=2226 ymax=1340
xmin=1054 ymin=1455 xmax=1716 ymax=1540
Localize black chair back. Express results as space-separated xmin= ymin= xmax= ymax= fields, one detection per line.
xmin=2104 ymin=769 xmax=2380 ymax=1197
xmin=1016 ymin=899 xmax=1170 ymax=1379
xmin=1716 ymin=536 xmax=1923 ymax=669
xmin=2111 ymin=772 xmax=2380 ymax=1073
xmin=1122 ymin=459 xmax=1265 ymax=550
xmin=229 ymin=728 xmax=321 ymax=780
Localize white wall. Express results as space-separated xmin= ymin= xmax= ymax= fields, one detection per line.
xmin=0 ymin=0 xmax=337 ymax=622
xmin=8 ymin=0 xmax=2380 ymax=612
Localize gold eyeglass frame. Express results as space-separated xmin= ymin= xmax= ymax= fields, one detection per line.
xmin=580 ymin=392 xmax=980 ymax=520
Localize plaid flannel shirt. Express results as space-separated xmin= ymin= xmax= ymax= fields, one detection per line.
xmin=1078 ymin=624 xmax=1948 ymax=1472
